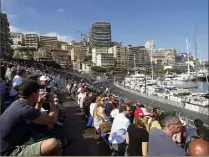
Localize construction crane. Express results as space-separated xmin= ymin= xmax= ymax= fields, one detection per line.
xmin=77 ymin=30 xmax=88 ymax=46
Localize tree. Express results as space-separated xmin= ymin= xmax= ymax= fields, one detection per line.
xmin=13 ymin=50 xmax=23 ymax=59
xmin=91 ymin=66 xmax=107 ymax=72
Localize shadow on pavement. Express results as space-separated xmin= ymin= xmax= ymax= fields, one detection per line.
xmin=58 ymin=100 xmax=112 ymax=156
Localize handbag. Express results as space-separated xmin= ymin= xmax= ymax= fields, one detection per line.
xmin=99 ymin=122 xmax=111 ymax=133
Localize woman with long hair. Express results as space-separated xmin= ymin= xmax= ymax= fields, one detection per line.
xmin=125 ymin=109 xmax=149 ymax=156
xmin=93 ymin=96 xmax=109 ymax=137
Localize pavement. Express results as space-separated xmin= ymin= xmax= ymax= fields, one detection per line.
xmin=109 ymin=83 xmax=209 ymax=127
xmin=57 ymin=93 xmax=112 ymax=156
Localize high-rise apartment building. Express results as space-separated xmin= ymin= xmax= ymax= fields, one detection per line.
xmin=89 ymin=22 xmax=111 ymax=48
xmin=108 ymin=45 xmax=151 ymax=69
xmin=0 ymin=13 xmax=11 ymax=56
xmin=96 ymin=53 xmax=114 ymax=68
xmin=128 ymin=46 xmax=150 ymax=68
xmin=25 ymin=34 xmax=39 ymax=49
xmin=108 ymin=46 xmax=132 ymax=69
xmin=39 ymin=36 xmax=58 ymax=50
xmin=10 ymin=32 xmax=25 ymax=45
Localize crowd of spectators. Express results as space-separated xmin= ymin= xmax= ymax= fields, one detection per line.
xmin=67 ymin=77 xmax=209 ymax=156
xmin=0 ymin=58 xmax=209 ymax=156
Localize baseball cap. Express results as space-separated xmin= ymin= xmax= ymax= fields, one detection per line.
xmin=134 ymin=108 xmax=152 ymax=118
xmin=19 ymin=80 xmax=42 ymax=97
xmin=39 ymin=75 xmax=51 ymax=81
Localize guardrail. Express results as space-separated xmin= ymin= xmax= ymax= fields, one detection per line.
xmin=114 ymin=82 xmax=209 ymax=116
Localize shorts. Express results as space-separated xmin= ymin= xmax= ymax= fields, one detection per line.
xmin=10 ymin=141 xmax=42 ymax=156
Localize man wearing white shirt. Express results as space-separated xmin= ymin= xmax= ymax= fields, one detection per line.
xmin=10 ymin=69 xmax=26 ymax=97
xmin=77 ymin=88 xmax=86 ymax=111
xmin=109 ymin=103 xmax=132 ymax=155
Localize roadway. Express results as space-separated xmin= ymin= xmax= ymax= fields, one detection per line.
xmin=109 ymin=83 xmax=209 ymax=127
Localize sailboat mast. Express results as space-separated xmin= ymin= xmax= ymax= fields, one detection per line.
xmin=194 ymin=26 xmax=198 ymax=84
xmin=194 ymin=26 xmax=198 ymax=60
xmin=151 ymin=48 xmax=154 ymax=80
xmin=186 ymin=38 xmax=190 ymax=75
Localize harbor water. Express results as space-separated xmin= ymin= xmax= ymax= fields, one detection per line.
xmin=163 ymin=80 xmax=208 ymax=92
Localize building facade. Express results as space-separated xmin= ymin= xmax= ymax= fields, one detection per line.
xmin=108 ymin=46 xmax=150 ymax=69
xmin=128 ymin=46 xmax=150 ymax=68
xmin=89 ymin=22 xmax=111 ymax=48
xmin=10 ymin=32 xmax=25 ymax=45
xmin=25 ymin=34 xmax=39 ymax=49
xmin=39 ymin=36 xmax=58 ymax=50
xmin=70 ymin=46 xmax=86 ymax=61
xmin=152 ymin=49 xmax=176 ymax=66
xmin=108 ymin=46 xmax=131 ymax=69
xmin=51 ymin=49 xmax=69 ymax=61
xmin=91 ymin=47 xmax=109 ymax=64
xmin=96 ymin=53 xmax=114 ymax=68
xmin=0 ymin=13 xmax=11 ymax=56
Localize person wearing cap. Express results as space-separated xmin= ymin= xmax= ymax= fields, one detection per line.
xmin=39 ymin=75 xmax=63 ymax=127
xmin=125 ymin=108 xmax=149 ymax=156
xmin=134 ymin=107 xmax=152 ymax=131
xmin=0 ymin=80 xmax=62 ymax=156
xmin=39 ymin=75 xmax=51 ymax=86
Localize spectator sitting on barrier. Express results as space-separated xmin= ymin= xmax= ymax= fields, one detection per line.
xmin=108 ymin=103 xmax=132 ymax=156
xmin=172 ymin=119 xmax=187 ymax=148
xmin=148 ymin=111 xmax=187 ymax=156
xmin=4 ymin=63 xmax=14 ymax=83
xmin=104 ymin=95 xmax=114 ymax=118
xmin=93 ymin=96 xmax=109 ymax=138
xmin=9 ymin=69 xmax=26 ymax=99
xmin=39 ymin=75 xmax=64 ymax=127
xmin=148 ymin=108 xmax=161 ymax=132
xmin=125 ymin=108 xmax=149 ymax=156
xmin=187 ymin=139 xmax=209 ymax=156
xmin=110 ymin=99 xmax=119 ymax=122
xmin=134 ymin=106 xmax=152 ymax=131
xmin=86 ymin=94 xmax=97 ymax=128
xmin=78 ymin=87 xmax=86 ymax=112
xmin=83 ymin=88 xmax=93 ymax=118
xmin=70 ymin=84 xmax=77 ymax=100
xmin=0 ymin=68 xmax=6 ymax=114
xmin=0 ymin=80 xmax=62 ymax=156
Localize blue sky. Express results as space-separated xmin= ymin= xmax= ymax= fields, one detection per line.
xmin=2 ymin=0 xmax=208 ymax=59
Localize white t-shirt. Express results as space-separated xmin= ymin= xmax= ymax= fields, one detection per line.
xmin=77 ymin=87 xmax=82 ymax=93
xmin=90 ymin=102 xmax=96 ymax=117
xmin=109 ymin=113 xmax=130 ymax=144
xmin=10 ymin=75 xmax=23 ymax=96
xmin=77 ymin=93 xmax=85 ymax=108
xmin=110 ymin=108 xmax=119 ymax=118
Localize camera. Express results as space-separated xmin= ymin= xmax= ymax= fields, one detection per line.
xmin=42 ymin=86 xmax=51 ymax=110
